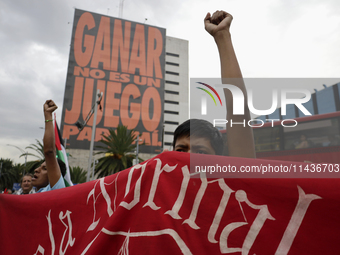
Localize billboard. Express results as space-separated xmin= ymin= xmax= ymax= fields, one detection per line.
xmin=61 ymin=9 xmax=165 ymax=154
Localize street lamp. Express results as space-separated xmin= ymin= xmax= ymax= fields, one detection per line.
xmin=133 ymin=134 xmax=143 ymax=165
xmin=74 ymin=90 xmax=103 ymax=182
xmin=6 ymin=144 xmax=28 ymax=174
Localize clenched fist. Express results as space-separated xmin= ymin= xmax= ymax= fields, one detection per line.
xmin=204 ymin=10 xmax=233 ymax=37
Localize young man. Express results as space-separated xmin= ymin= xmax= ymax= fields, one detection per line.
xmin=15 ymin=174 xmax=35 ymax=195
xmin=173 ymin=11 xmax=256 ymax=158
xmin=32 ymin=100 xmax=66 ymax=193
xmin=173 ymin=119 xmax=223 ymax=155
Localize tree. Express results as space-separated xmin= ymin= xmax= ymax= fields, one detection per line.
xmin=25 ymin=139 xmax=45 ymax=160
xmin=0 ymin=158 xmax=22 ymax=191
xmin=94 ymin=125 xmax=142 ymax=177
xmin=22 ymin=139 xmax=45 ymax=174
xmin=70 ymin=166 xmax=87 ymax=184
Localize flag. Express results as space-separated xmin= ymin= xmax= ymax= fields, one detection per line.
xmin=1 ymin=151 xmax=340 ymax=254
xmin=54 ymin=113 xmax=73 ymax=186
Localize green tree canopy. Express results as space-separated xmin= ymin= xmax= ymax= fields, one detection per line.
xmin=22 ymin=139 xmax=45 ymax=174
xmin=94 ymin=125 xmax=142 ymax=178
xmin=70 ymin=166 xmax=87 ymax=184
xmin=24 ymin=139 xmax=44 ymax=160
xmin=0 ymin=158 xmax=23 ymax=191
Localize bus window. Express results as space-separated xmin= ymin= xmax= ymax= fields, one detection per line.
xmin=283 ymin=118 xmax=340 ymax=150
xmin=253 ymin=126 xmax=280 ymax=152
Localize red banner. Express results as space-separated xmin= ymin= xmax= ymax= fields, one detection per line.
xmin=1 ymin=152 xmax=339 ymax=254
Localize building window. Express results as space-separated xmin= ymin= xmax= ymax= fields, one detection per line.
xmin=166 ymin=71 xmax=179 ymax=76
xmin=166 ymin=52 xmax=179 ymax=57
xmin=165 ymin=80 xmax=179 ymax=85
xmin=165 ymin=100 xmax=179 ymax=105
xmin=165 ymin=90 xmax=179 ymax=95
xmin=166 ymin=61 xmax=179 ymax=66
xmin=165 ymin=121 xmax=179 ymax=125
xmin=164 ymin=110 xmax=179 ymax=115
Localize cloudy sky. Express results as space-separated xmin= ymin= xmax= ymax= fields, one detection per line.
xmin=1 ymin=0 xmax=339 ymax=164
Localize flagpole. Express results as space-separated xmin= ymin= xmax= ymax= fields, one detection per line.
xmin=86 ymin=90 xmax=101 ymax=182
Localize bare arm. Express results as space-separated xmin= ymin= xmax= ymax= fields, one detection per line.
xmin=205 ymin=11 xmax=256 ymax=158
xmin=43 ymin=100 xmax=62 ymax=187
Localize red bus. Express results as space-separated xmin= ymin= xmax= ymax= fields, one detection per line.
xmin=221 ymin=111 xmax=340 ymax=163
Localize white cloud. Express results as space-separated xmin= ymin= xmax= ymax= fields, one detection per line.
xmin=1 ymin=0 xmax=340 ymax=164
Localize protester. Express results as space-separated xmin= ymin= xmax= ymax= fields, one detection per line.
xmin=15 ymin=173 xmax=35 ymax=195
xmin=173 ymin=11 xmax=256 ymax=158
xmin=173 ymin=119 xmax=223 ymax=155
xmin=32 ymin=100 xmax=66 ymax=193
xmin=2 ymin=188 xmax=13 ymax=194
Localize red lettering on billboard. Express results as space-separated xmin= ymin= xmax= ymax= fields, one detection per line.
xmin=120 ymin=84 xmax=141 ymax=129
xmin=104 ymin=82 xmax=122 ymax=128
xmin=111 ymin=20 xmax=131 ymax=73
xmin=141 ymin=87 xmax=161 ymax=132
xmin=61 ymin=9 xmax=165 ymax=153
xmin=90 ymin=16 xmax=111 ymax=70
xmin=62 ymin=125 xmax=79 ymax=139
xmin=64 ymin=77 xmax=83 ymax=124
xmin=74 ymin=12 xmax=95 ymax=67
xmin=147 ymin=27 xmax=163 ymax=79
xmin=128 ymin=24 xmax=146 ymax=76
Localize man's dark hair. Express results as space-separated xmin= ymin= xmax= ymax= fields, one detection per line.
xmin=172 ymin=119 xmax=223 ymax=155
xmin=57 ymin=158 xmax=66 ymax=177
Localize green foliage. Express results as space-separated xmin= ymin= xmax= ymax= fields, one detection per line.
xmin=0 ymin=158 xmax=23 ymax=191
xmin=24 ymin=160 xmax=43 ymax=175
xmin=23 ymin=139 xmax=45 ymax=174
xmin=95 ymin=125 xmax=143 ymax=177
xmin=24 ymin=139 xmax=45 ymax=160
xmin=70 ymin=166 xmax=87 ymax=184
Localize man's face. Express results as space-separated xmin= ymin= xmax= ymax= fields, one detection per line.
xmin=21 ymin=176 xmax=33 ymax=194
xmin=32 ymin=161 xmax=49 ymax=190
xmin=174 ymin=135 xmax=216 ymax=155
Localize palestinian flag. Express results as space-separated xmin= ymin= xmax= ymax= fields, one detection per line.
xmin=54 ymin=113 xmax=73 ymax=187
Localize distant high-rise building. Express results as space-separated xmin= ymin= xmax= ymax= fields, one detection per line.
xmin=162 ymin=36 xmax=189 ymax=150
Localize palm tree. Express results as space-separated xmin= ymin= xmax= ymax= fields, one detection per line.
xmin=25 ymin=139 xmax=45 ymax=160
xmin=70 ymin=166 xmax=87 ymax=184
xmin=22 ymin=139 xmax=45 ymax=174
xmin=94 ymin=125 xmax=142 ymax=177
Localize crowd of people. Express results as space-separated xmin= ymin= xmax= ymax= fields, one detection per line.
xmin=2 ymin=99 xmax=67 ymax=194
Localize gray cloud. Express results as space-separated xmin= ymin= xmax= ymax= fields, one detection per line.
xmin=1 ymin=0 xmax=340 ymax=164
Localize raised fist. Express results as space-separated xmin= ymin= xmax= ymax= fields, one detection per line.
xmin=44 ymin=99 xmax=58 ymax=114
xmin=204 ymin=10 xmax=233 ymax=37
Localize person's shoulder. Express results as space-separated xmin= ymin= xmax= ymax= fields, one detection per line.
xmin=37 ymin=176 xmax=65 ymax=193
xmin=14 ymin=188 xmax=23 ymax=195
xmin=37 ymin=185 xmax=50 ymax=193
xmin=51 ymin=176 xmax=66 ymax=191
